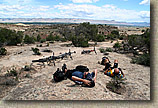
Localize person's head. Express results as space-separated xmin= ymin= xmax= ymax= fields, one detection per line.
xmin=85 ymin=73 xmax=95 ymax=87
xmin=89 ymin=80 xmax=95 ymax=87
xmin=104 ymin=58 xmax=109 ymax=64
xmin=114 ymin=68 xmax=119 ymax=75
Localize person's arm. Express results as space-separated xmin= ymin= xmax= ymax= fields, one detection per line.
xmin=71 ymin=76 xmax=91 ymax=86
xmin=121 ymin=71 xmax=124 ymax=77
xmin=93 ymin=69 xmax=97 ymax=83
xmin=119 ymin=68 xmax=124 ymax=77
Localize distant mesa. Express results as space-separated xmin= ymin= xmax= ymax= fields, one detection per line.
xmin=14 ymin=23 xmax=30 ymax=27
xmin=0 ymin=18 xmax=150 ymax=27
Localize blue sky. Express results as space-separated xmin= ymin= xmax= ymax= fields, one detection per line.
xmin=0 ymin=0 xmax=150 ymax=22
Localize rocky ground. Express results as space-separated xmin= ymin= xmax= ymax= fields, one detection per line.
xmin=0 ymin=41 xmax=150 ymax=100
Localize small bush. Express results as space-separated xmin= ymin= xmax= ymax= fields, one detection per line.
xmin=119 ymin=35 xmax=124 ymax=40
xmin=72 ymin=36 xmax=89 ymax=47
xmin=46 ymin=34 xmax=54 ymax=41
xmin=131 ymin=53 xmax=150 ymax=66
xmin=106 ymin=47 xmax=113 ymax=52
xmin=40 ymin=39 xmax=46 ymax=43
xmin=32 ymin=47 xmax=41 ymax=55
xmin=0 ymin=47 xmax=7 ymax=55
xmin=54 ymin=35 xmax=61 ymax=41
xmin=36 ymin=34 xmax=41 ymax=42
xmin=24 ymin=65 xmax=31 ymax=71
xmin=60 ymin=38 xmax=67 ymax=42
xmin=46 ymin=42 xmax=49 ymax=46
xmin=36 ymin=44 xmax=43 ymax=47
xmin=96 ymin=34 xmax=105 ymax=42
xmin=99 ymin=48 xmax=106 ymax=53
xmin=7 ymin=68 xmax=18 ymax=76
xmin=113 ymin=42 xmax=121 ymax=48
xmin=39 ymin=44 xmax=42 ymax=47
xmin=24 ymin=35 xmax=35 ymax=44
xmin=106 ymin=76 xmax=126 ymax=94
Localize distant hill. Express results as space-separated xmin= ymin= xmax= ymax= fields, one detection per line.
xmin=0 ymin=18 xmax=150 ymax=27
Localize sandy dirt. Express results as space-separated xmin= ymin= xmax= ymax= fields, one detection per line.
xmin=0 ymin=41 xmax=150 ymax=100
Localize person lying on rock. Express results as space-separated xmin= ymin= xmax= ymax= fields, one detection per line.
xmin=104 ymin=59 xmax=124 ymax=78
xmin=64 ymin=65 xmax=97 ymax=87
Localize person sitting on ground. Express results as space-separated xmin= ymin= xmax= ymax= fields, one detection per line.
xmin=104 ymin=59 xmax=124 ymax=78
xmin=64 ymin=67 xmax=97 ymax=87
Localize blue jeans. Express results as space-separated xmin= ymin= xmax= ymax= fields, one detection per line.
xmin=71 ymin=71 xmax=95 ymax=85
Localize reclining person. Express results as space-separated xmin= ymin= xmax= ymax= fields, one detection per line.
xmin=104 ymin=59 xmax=124 ymax=78
xmin=103 ymin=57 xmax=111 ymax=71
xmin=64 ymin=66 xmax=97 ymax=87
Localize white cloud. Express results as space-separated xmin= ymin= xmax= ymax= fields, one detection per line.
xmin=139 ymin=11 xmax=150 ymax=18
xmin=0 ymin=1 xmax=150 ymax=22
xmin=0 ymin=4 xmax=25 ymax=11
xmin=2 ymin=0 xmax=33 ymax=5
xmin=38 ymin=6 xmax=50 ymax=11
xmin=54 ymin=3 xmax=150 ymax=22
xmin=70 ymin=0 xmax=99 ymax=3
xmin=139 ymin=0 xmax=150 ymax=5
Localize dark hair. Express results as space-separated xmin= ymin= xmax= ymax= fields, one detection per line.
xmin=89 ymin=80 xmax=95 ymax=87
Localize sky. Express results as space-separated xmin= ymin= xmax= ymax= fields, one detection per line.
xmin=0 ymin=0 xmax=150 ymax=22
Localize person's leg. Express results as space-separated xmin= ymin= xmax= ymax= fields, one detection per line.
xmin=113 ymin=59 xmax=118 ymax=68
xmin=93 ymin=69 xmax=97 ymax=83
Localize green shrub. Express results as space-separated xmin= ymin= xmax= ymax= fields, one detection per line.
xmin=113 ymin=42 xmax=121 ymax=48
xmin=0 ymin=28 xmax=23 ymax=46
xmin=106 ymin=76 xmax=126 ymax=94
xmin=39 ymin=44 xmax=42 ymax=47
xmin=60 ymin=38 xmax=67 ymax=42
xmin=119 ymin=35 xmax=124 ymax=40
xmin=24 ymin=35 xmax=35 ymax=44
xmin=131 ymin=53 xmax=150 ymax=66
xmin=0 ymin=47 xmax=7 ymax=55
xmin=40 ymin=39 xmax=46 ymax=43
xmin=99 ymin=48 xmax=106 ymax=53
xmin=46 ymin=33 xmax=54 ymax=41
xmin=36 ymin=35 xmax=41 ymax=42
xmin=46 ymin=42 xmax=49 ymax=46
xmin=106 ymin=47 xmax=113 ymax=52
xmin=36 ymin=44 xmax=43 ymax=47
xmin=31 ymin=47 xmax=41 ymax=55
xmin=24 ymin=65 xmax=31 ymax=71
xmin=7 ymin=68 xmax=18 ymax=76
xmin=72 ymin=36 xmax=89 ymax=47
xmin=111 ymin=30 xmax=119 ymax=36
xmin=54 ymin=35 xmax=61 ymax=41
xmin=96 ymin=34 xmax=105 ymax=42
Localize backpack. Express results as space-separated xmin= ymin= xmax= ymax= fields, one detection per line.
xmin=53 ymin=68 xmax=66 ymax=82
xmin=75 ymin=65 xmax=89 ymax=72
